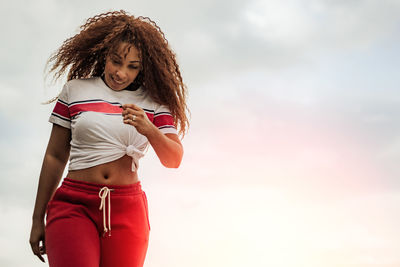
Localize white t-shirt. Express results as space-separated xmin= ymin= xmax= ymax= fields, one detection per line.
xmin=49 ymin=76 xmax=178 ymax=172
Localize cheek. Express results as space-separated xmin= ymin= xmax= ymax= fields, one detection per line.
xmin=128 ymin=71 xmax=140 ymax=83
xmin=104 ymin=62 xmax=114 ymax=74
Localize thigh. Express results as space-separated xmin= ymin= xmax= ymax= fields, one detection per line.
xmin=100 ymin=192 xmax=150 ymax=267
xmin=45 ymin=192 xmax=101 ymax=267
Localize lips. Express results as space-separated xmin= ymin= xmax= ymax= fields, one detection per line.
xmin=111 ymin=75 xmax=125 ymax=85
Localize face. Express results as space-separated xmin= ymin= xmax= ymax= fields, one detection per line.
xmin=103 ymin=42 xmax=141 ymax=91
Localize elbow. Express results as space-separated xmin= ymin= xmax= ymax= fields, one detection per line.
xmin=161 ymin=149 xmax=183 ymax=169
xmin=163 ymin=162 xmax=181 ymax=168
xmin=46 ymin=150 xmax=70 ymax=166
xmin=161 ymin=155 xmax=182 ymax=168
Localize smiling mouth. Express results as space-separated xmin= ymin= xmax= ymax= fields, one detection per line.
xmin=111 ymin=75 xmax=124 ymax=85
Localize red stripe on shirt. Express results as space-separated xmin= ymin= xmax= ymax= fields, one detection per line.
xmin=69 ymin=102 xmax=155 ymax=121
xmin=153 ymin=114 xmax=175 ymax=128
xmin=146 ymin=113 xmax=154 ymax=122
xmin=53 ymin=101 xmax=70 ymax=118
xmin=70 ymin=102 xmax=122 ymax=117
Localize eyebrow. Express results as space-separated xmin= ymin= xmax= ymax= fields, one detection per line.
xmin=111 ymin=52 xmax=140 ymax=63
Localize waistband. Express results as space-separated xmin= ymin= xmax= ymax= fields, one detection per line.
xmin=62 ymin=177 xmax=143 ymax=195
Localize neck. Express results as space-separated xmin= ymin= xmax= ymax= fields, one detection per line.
xmin=100 ymin=74 xmax=139 ymax=91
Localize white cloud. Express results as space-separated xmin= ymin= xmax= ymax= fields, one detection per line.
xmin=244 ymin=0 xmax=315 ymax=45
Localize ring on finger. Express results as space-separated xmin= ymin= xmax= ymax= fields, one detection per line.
xmin=131 ymin=115 xmax=136 ymax=120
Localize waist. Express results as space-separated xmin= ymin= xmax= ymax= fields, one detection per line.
xmin=67 ymin=155 xmax=139 ymax=185
xmin=60 ymin=177 xmax=143 ymax=195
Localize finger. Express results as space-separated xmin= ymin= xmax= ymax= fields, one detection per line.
xmin=123 ymin=111 xmax=143 ymax=122
xmin=32 ymin=246 xmax=45 ymax=262
xmin=123 ymin=118 xmax=137 ymax=126
xmin=36 ymin=253 xmax=45 ymax=263
xmin=30 ymin=240 xmax=39 ymax=255
xmin=122 ymin=114 xmax=136 ymax=121
xmin=122 ymin=103 xmax=141 ymax=110
xmin=31 ymin=237 xmax=46 ymax=261
xmin=41 ymin=235 xmax=46 ymax=254
xmin=122 ymin=108 xmax=141 ymax=116
xmin=40 ymin=244 xmax=46 ymax=254
xmin=129 ymin=114 xmax=137 ymax=121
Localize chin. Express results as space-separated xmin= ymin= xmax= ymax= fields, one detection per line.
xmin=106 ymin=77 xmax=124 ymax=91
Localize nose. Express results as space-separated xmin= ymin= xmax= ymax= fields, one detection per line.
xmin=115 ymin=69 xmax=127 ymax=81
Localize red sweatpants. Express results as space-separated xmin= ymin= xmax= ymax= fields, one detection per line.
xmin=45 ymin=177 xmax=150 ymax=267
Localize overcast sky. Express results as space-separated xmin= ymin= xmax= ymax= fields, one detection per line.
xmin=1 ymin=0 xmax=400 ymax=266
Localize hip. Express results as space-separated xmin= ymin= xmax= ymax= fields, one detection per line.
xmin=46 ymin=177 xmax=151 ymax=234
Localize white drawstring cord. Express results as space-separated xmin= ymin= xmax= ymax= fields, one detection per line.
xmin=99 ymin=187 xmax=114 ymax=237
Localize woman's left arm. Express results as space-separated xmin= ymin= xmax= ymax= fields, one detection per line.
xmin=122 ymin=104 xmax=183 ymax=168
xmin=146 ymin=131 xmax=183 ymax=168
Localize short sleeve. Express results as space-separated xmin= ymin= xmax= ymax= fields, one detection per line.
xmin=153 ymin=104 xmax=178 ymax=135
xmin=48 ymin=82 xmax=71 ymax=129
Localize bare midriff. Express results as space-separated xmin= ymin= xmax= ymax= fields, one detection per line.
xmin=66 ymin=155 xmax=139 ymax=185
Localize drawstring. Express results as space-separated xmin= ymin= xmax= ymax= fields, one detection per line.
xmin=99 ymin=187 xmax=114 ymax=237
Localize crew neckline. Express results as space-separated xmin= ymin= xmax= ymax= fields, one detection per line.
xmin=97 ymin=76 xmax=143 ymax=94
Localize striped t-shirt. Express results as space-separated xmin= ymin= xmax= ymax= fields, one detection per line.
xmin=49 ymin=76 xmax=177 ymax=172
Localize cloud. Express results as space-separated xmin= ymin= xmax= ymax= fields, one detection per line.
xmin=1 ymin=1 xmax=400 ymax=266
xmin=2 ymin=0 xmax=400 ymax=85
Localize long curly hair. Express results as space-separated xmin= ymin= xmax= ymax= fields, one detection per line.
xmin=45 ymin=10 xmax=189 ymax=137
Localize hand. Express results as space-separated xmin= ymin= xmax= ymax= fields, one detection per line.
xmin=29 ymin=220 xmax=46 ymax=263
xmin=121 ymin=104 xmax=157 ymax=137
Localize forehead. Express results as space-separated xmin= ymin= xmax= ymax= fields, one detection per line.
xmin=111 ymin=42 xmax=140 ymax=60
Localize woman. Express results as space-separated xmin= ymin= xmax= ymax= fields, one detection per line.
xmin=29 ymin=10 xmax=189 ymax=267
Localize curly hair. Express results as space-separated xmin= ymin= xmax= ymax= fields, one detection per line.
xmin=45 ymin=10 xmax=189 ymax=137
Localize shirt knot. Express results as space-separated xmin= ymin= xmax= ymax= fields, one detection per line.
xmin=126 ymin=145 xmax=145 ymax=172
xmin=126 ymin=145 xmax=139 ymax=157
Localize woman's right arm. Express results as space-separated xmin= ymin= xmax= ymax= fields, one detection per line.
xmin=29 ymin=124 xmax=71 ymax=262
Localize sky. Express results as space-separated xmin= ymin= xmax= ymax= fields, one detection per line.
xmin=0 ymin=0 xmax=400 ymax=266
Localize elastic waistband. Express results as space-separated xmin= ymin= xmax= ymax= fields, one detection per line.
xmin=62 ymin=177 xmax=143 ymax=195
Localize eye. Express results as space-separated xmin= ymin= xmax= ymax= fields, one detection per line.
xmin=129 ymin=65 xmax=139 ymax=69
